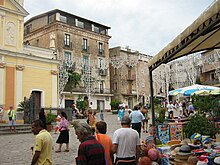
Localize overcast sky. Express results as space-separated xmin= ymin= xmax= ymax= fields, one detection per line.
xmin=24 ymin=0 xmax=215 ymax=56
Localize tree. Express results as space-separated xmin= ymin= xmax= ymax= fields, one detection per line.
xmin=192 ymin=95 xmax=220 ymax=119
xmin=64 ymin=71 xmax=81 ymax=92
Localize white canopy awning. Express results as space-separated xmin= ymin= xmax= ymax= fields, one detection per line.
xmin=148 ymin=0 xmax=220 ymax=71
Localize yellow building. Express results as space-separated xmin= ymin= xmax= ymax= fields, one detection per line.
xmin=0 ymin=0 xmax=59 ymax=121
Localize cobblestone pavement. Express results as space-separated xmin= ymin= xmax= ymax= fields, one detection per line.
xmin=0 ymin=112 xmax=149 ymax=165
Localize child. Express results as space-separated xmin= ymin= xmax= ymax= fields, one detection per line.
xmin=54 ymin=114 xmax=61 ymax=134
xmin=100 ymin=110 xmax=104 ymax=121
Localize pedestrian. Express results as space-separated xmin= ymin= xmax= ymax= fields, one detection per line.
xmin=72 ymin=104 xmax=77 ymax=118
xmin=118 ymin=105 xmax=125 ymax=121
xmin=129 ymin=105 xmax=145 ymax=137
xmin=55 ymin=111 xmax=69 ymax=152
xmin=167 ymin=101 xmax=174 ymax=119
xmin=31 ymin=119 xmax=53 ymax=165
xmin=54 ymin=114 xmax=61 ymax=134
xmin=141 ymin=106 xmax=150 ymax=133
xmin=74 ymin=122 xmax=106 ymax=165
xmin=111 ymin=116 xmax=140 ymax=165
xmin=100 ymin=110 xmax=104 ymax=121
xmin=7 ymin=105 xmax=16 ymax=132
xmin=95 ymin=121 xmax=113 ymax=165
xmin=0 ymin=105 xmax=4 ymax=122
xmin=89 ymin=111 xmax=96 ymax=134
xmin=39 ymin=108 xmax=47 ymax=130
xmin=188 ymin=102 xmax=195 ymax=114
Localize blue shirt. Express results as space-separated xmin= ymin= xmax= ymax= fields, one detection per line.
xmin=129 ymin=110 xmax=145 ymax=123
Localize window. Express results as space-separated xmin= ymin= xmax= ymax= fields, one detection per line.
xmin=94 ymin=26 xmax=99 ymax=33
xmin=64 ymin=34 xmax=70 ymax=47
xmin=98 ymin=58 xmax=104 ymax=69
xmin=82 ymin=38 xmax=88 ymax=51
xmin=48 ymin=15 xmax=54 ymax=24
xmin=60 ymin=15 xmax=67 ymax=23
xmin=211 ymin=73 xmax=215 ymax=80
xmin=83 ymin=55 xmax=89 ymax=71
xmin=36 ymin=39 xmax=39 ymax=46
xmin=98 ymin=42 xmax=104 ymax=55
xmin=114 ymin=82 xmax=117 ymax=90
xmin=64 ymin=52 xmax=72 ymax=61
xmin=25 ymin=24 xmax=32 ymax=35
xmin=78 ymin=20 xmax=84 ymax=28
xmin=100 ymin=81 xmax=104 ymax=93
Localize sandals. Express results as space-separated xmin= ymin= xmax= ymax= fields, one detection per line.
xmin=55 ymin=150 xmax=61 ymax=153
xmin=64 ymin=150 xmax=69 ymax=152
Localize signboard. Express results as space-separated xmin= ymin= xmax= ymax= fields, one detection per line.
xmin=169 ymin=123 xmax=183 ymax=141
xmin=157 ymin=124 xmax=170 ymax=144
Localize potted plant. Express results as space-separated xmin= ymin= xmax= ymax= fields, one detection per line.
xmin=110 ymin=99 xmax=120 ymax=114
xmin=46 ymin=112 xmax=56 ymax=131
xmin=16 ymin=100 xmax=28 ymax=121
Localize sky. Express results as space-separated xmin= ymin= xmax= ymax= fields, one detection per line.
xmin=24 ymin=0 xmax=215 ymax=56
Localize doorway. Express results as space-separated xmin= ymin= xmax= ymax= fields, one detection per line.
xmin=97 ymin=100 xmax=105 ymax=112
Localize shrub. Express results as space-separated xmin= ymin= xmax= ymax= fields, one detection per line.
xmin=184 ymin=113 xmax=217 ymax=138
xmin=46 ymin=113 xmax=56 ymax=125
xmin=110 ymin=99 xmax=121 ymax=110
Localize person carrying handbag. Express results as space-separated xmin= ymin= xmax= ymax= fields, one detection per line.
xmin=8 ymin=105 xmax=16 ymax=132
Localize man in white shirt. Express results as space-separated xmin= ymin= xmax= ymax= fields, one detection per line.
xmin=111 ymin=116 xmax=140 ymax=165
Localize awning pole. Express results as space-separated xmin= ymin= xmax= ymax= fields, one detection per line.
xmin=149 ymin=70 xmax=156 ymax=127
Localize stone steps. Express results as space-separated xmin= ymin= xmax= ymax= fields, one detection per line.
xmin=0 ymin=124 xmax=32 ymax=135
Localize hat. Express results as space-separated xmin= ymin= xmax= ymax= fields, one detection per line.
xmin=177 ymin=145 xmax=192 ymax=156
xmin=145 ymin=136 xmax=154 ymax=143
xmin=151 ymin=161 xmax=159 ymax=165
xmin=140 ymin=156 xmax=152 ymax=165
xmin=187 ymin=155 xmax=198 ymax=165
xmin=121 ymin=116 xmax=131 ymax=124
xmin=196 ymin=161 xmax=208 ymax=165
xmin=214 ymin=157 xmax=220 ymax=165
xmin=171 ymin=146 xmax=180 ymax=157
xmin=148 ymin=148 xmax=159 ymax=161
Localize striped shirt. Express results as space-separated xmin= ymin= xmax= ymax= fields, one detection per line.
xmin=76 ymin=136 xmax=106 ymax=165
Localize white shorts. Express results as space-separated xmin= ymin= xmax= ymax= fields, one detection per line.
xmin=8 ymin=120 xmax=15 ymax=126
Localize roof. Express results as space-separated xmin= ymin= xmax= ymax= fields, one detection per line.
xmin=148 ymin=0 xmax=220 ymax=71
xmin=25 ymin=9 xmax=110 ymax=29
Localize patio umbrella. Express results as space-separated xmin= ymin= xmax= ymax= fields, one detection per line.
xmin=191 ymin=90 xmax=212 ymax=96
xmin=209 ymin=89 xmax=220 ymax=95
xmin=168 ymin=84 xmax=220 ymax=96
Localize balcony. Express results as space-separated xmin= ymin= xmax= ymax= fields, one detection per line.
xmin=99 ymin=69 xmax=107 ymax=76
xmin=126 ymin=75 xmax=136 ymax=81
xmin=98 ymin=49 xmax=105 ymax=56
xmin=63 ymin=42 xmax=73 ymax=49
xmin=82 ymin=45 xmax=90 ymax=53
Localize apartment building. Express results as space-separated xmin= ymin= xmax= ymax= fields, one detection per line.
xmin=200 ymin=49 xmax=220 ymax=87
xmin=109 ymin=46 xmax=151 ymax=109
xmin=24 ymin=9 xmax=112 ymax=111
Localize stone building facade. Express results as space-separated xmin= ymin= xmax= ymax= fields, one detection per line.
xmin=24 ymin=9 xmax=112 ymax=111
xmin=200 ymin=49 xmax=220 ymax=87
xmin=109 ymin=46 xmax=151 ymax=109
